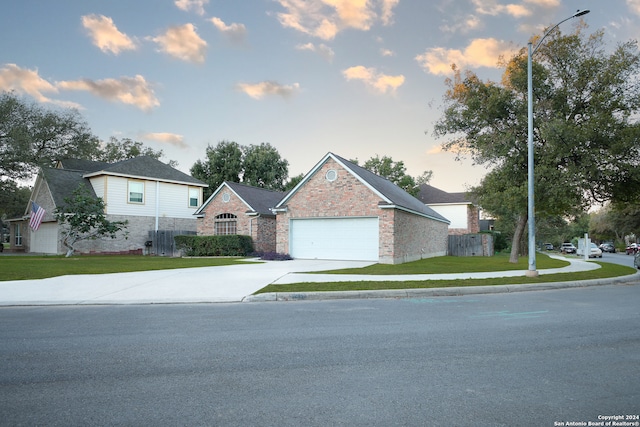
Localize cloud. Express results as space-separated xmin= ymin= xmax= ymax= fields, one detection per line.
xmin=274 ymin=0 xmax=400 ymax=40
xmin=81 ymin=14 xmax=137 ymax=55
xmin=174 ymin=0 xmax=209 ymax=15
xmin=150 ymin=24 xmax=207 ymax=63
xmin=379 ymin=48 xmax=394 ymax=57
xmin=210 ymin=17 xmax=247 ymax=44
xmin=57 ymin=75 xmax=159 ymax=111
xmin=0 ymin=63 xmax=81 ymax=108
xmin=235 ymin=81 xmax=300 ymax=99
xmin=627 ymin=0 xmax=640 ymax=15
xmin=440 ymin=15 xmax=482 ymax=34
xmin=140 ymin=132 xmax=188 ymax=148
xmin=342 ymin=65 xmax=405 ymax=94
xmin=415 ymin=38 xmax=517 ymax=76
xmin=471 ymin=0 xmax=532 ymax=17
xmin=295 ymin=42 xmax=335 ymax=62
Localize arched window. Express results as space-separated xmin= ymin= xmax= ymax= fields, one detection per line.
xmin=214 ymin=213 xmax=237 ymax=235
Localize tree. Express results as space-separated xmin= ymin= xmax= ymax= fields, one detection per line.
xmin=354 ymin=155 xmax=431 ymax=196
xmin=242 ymin=143 xmax=289 ymax=191
xmin=54 ymin=184 xmax=128 ymax=257
xmin=190 ymin=141 xmax=289 ymax=196
xmin=434 ymin=24 xmax=640 ymax=262
xmin=0 ymin=180 xmax=31 ymax=219
xmin=0 ymin=91 xmax=100 ymax=181
xmin=97 ymin=137 xmax=177 ymax=167
xmin=285 ymin=173 xmax=305 ymax=191
xmin=190 ymin=140 xmax=243 ymax=199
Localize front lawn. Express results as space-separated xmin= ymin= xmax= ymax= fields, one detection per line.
xmin=0 ymin=255 xmax=251 ymax=281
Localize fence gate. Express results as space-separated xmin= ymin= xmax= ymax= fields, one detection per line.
xmin=448 ymin=234 xmax=494 ymax=257
xmin=148 ymin=230 xmax=196 ymax=257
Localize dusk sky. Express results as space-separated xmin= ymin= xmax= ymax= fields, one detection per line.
xmin=1 ymin=0 xmax=638 ymax=191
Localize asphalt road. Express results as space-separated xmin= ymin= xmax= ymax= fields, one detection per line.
xmin=1 ymin=284 xmax=639 ymax=426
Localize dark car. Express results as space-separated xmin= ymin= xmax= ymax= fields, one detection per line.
xmin=599 ymin=243 xmax=615 ymax=253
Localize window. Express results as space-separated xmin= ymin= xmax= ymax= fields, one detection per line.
xmin=189 ymin=188 xmax=200 ymax=208
xmin=128 ymin=181 xmax=144 ymax=204
xmin=214 ymin=213 xmax=237 ymax=235
xmin=14 ymin=224 xmax=22 ymax=246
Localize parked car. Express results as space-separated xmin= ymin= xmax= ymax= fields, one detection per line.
xmin=635 ymin=252 xmax=640 ymax=269
xmin=625 ymin=243 xmax=638 ymax=255
xmin=599 ymin=243 xmax=615 ymax=253
xmin=560 ymin=243 xmax=577 ymax=254
xmin=543 ymin=243 xmax=554 ymax=250
xmin=588 ymin=243 xmax=603 ymax=258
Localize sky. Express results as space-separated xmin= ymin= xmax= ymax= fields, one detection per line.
xmin=1 ymin=0 xmax=639 ymax=192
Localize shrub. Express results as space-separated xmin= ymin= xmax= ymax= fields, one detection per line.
xmin=174 ymin=235 xmax=254 ymax=257
xmin=258 ymin=252 xmax=293 ymax=261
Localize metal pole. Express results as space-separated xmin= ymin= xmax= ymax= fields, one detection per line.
xmin=524 ymin=10 xmax=589 ymax=278
xmin=526 ymin=42 xmax=538 ymax=277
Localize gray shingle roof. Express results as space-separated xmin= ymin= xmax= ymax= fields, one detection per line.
xmin=42 ymin=167 xmax=97 ymax=208
xmin=225 ymin=181 xmax=286 ymax=215
xmin=84 ymin=156 xmax=206 ymax=186
xmin=417 ymin=184 xmax=471 ymax=204
xmin=330 ymin=154 xmax=449 ymax=223
xmin=196 ymin=181 xmax=286 ymax=216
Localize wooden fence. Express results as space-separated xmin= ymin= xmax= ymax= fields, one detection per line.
xmin=448 ymin=233 xmax=494 ymax=257
xmin=148 ymin=230 xmax=196 ymax=257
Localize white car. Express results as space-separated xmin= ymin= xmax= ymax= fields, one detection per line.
xmin=588 ymin=243 xmax=603 ymax=258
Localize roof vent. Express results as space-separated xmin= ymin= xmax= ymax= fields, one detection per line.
xmin=326 ymin=169 xmax=337 ymax=182
xmin=222 ymin=192 xmax=231 ymax=203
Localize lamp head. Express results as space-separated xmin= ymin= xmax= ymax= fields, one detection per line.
xmin=573 ymin=10 xmax=590 ymax=18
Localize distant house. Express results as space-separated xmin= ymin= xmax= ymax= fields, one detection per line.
xmin=417 ymin=184 xmax=480 ymax=235
xmin=194 ymin=181 xmax=285 ymax=253
xmin=8 ymin=156 xmax=207 ymax=255
xmin=272 ymin=153 xmax=450 ymax=264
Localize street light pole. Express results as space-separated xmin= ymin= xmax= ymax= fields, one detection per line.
xmin=526 ymin=9 xmax=590 ymax=277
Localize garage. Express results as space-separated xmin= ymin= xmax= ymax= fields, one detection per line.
xmin=289 ymin=217 xmax=379 ymax=261
xmin=30 ymin=222 xmax=59 ymax=254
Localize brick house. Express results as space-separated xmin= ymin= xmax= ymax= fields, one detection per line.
xmin=194 ymin=181 xmax=285 ymax=253
xmin=272 ymin=153 xmax=450 ymax=264
xmin=8 ymin=157 xmax=207 ymax=255
xmin=417 ymin=184 xmax=480 ymax=235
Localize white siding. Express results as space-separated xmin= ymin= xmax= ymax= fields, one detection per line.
xmin=428 ymin=204 xmax=468 ymax=229
xmin=99 ymin=176 xmax=197 ymax=219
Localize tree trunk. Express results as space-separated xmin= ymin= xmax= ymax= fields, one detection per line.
xmin=510 ymin=214 xmax=527 ymax=263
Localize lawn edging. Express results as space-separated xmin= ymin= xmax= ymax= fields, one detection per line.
xmin=242 ymin=272 xmax=639 ymax=302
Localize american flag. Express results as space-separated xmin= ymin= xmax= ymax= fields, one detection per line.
xmin=29 ymin=202 xmax=46 ymax=231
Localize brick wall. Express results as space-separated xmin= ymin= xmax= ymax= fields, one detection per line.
xmin=196 ymin=190 xmax=277 ymax=253
xmin=276 ymin=158 xmax=449 ymax=263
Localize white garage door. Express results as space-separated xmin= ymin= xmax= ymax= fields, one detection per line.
xmin=30 ymin=222 xmax=59 ymax=254
xmin=290 ymin=217 xmax=379 ymax=261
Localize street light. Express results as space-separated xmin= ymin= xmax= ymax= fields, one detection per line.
xmin=526 ymin=9 xmax=590 ymax=277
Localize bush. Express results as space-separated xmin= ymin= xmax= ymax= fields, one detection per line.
xmin=174 ymin=235 xmax=254 ymax=257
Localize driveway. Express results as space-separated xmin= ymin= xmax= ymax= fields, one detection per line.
xmin=0 ymin=255 xmax=625 ymax=306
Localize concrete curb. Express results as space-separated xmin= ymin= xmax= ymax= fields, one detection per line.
xmin=242 ymin=273 xmax=640 ymax=302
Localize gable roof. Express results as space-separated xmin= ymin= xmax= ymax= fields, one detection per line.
xmin=57 ymin=159 xmax=111 ymax=173
xmin=41 ymin=167 xmax=97 ymax=208
xmin=417 ymin=184 xmax=472 ymax=205
xmin=195 ymin=181 xmax=286 ymax=217
xmin=276 ymin=152 xmax=449 ymax=223
xmin=82 ymin=156 xmax=206 ymax=187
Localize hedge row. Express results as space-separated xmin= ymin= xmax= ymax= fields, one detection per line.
xmin=174 ymin=235 xmax=254 ymax=257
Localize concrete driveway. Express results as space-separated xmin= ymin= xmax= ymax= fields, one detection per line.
xmin=0 ymin=255 xmax=623 ymax=306
xmin=0 ymin=259 xmax=374 ymax=306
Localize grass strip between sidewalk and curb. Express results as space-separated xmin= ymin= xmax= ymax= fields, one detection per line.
xmin=254 ymin=261 xmax=637 ymax=294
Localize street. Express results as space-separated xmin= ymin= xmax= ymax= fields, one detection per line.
xmin=1 ymin=284 xmax=639 ymax=426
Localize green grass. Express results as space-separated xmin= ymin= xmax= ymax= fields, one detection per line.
xmin=254 ymin=256 xmax=637 ymax=294
xmin=315 ymin=253 xmax=567 ymax=274
xmin=0 ymin=255 xmax=253 ymax=281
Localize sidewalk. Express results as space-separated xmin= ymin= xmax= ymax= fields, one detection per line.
xmin=0 ymin=255 xmax=635 ymax=306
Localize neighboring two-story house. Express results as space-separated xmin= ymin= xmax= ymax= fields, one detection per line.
xmin=417 ymin=184 xmax=480 ymax=235
xmin=9 ymin=156 xmax=207 ymax=255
